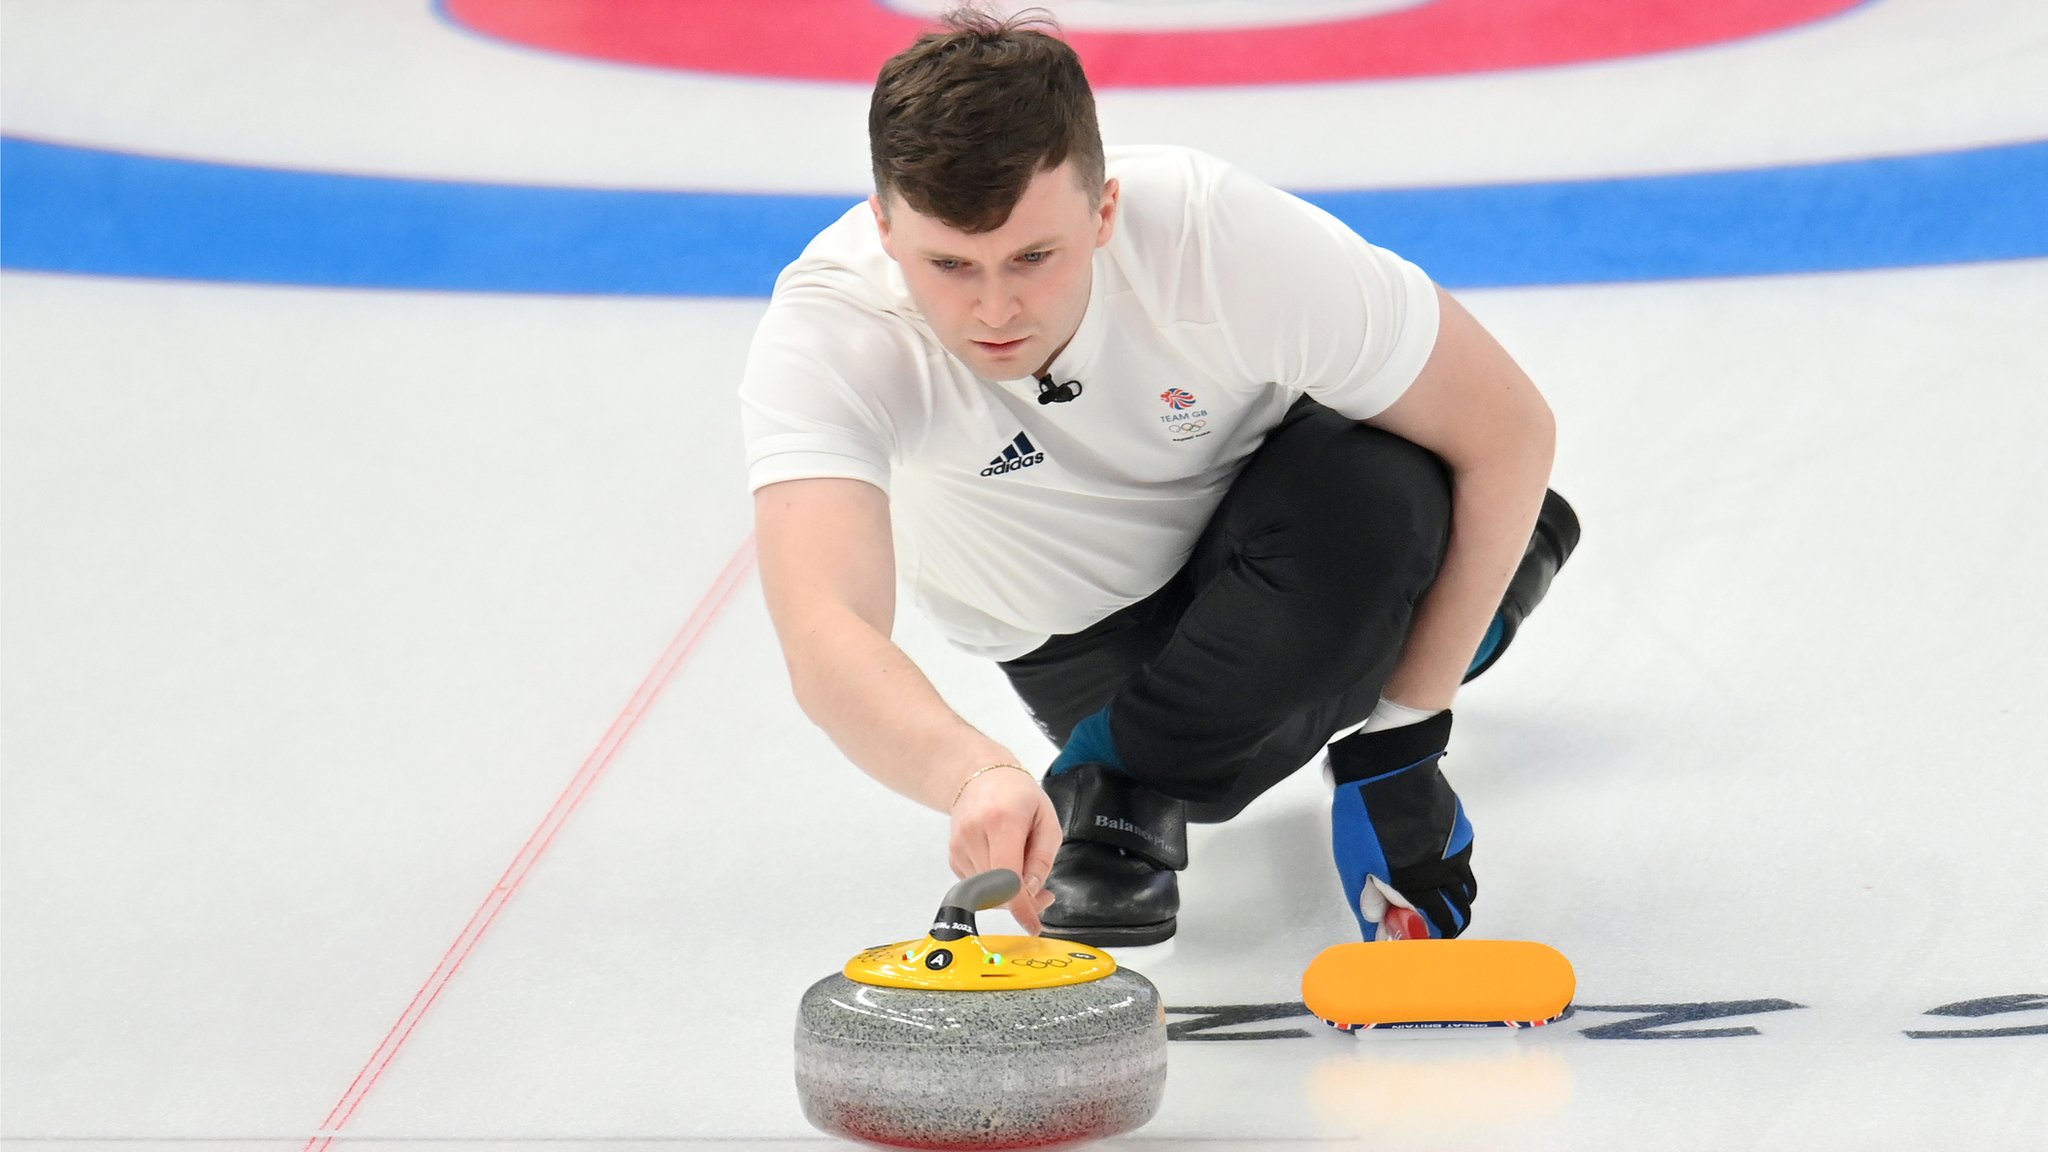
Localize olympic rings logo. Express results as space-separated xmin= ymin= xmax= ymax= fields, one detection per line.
xmin=1167 ymin=420 xmax=1208 ymax=434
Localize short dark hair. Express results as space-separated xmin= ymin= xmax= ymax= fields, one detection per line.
xmin=868 ymin=6 xmax=1105 ymax=234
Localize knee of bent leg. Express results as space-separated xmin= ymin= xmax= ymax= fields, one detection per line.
xmin=1301 ymin=427 xmax=1452 ymax=579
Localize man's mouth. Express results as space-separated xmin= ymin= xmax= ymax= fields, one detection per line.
xmin=974 ymin=337 xmax=1026 ymax=352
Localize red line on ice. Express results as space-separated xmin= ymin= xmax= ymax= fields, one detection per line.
xmin=303 ymin=538 xmax=758 ymax=1147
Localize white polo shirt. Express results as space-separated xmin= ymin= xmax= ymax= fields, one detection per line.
xmin=740 ymin=145 xmax=1440 ymax=660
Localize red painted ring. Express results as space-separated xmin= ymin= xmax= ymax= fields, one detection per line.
xmin=443 ymin=0 xmax=1867 ymax=87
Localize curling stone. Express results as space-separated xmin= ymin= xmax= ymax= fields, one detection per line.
xmin=794 ymin=869 xmax=1167 ymax=1149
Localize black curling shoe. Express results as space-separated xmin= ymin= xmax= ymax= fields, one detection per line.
xmin=1038 ymin=764 xmax=1187 ymax=947
xmin=1041 ymin=842 xmax=1180 ymax=946
xmin=1464 ymin=488 xmax=1582 ymax=683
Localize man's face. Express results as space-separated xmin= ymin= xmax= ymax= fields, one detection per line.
xmin=874 ymin=162 xmax=1119 ymax=380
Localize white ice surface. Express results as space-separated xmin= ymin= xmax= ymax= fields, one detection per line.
xmin=6 ymin=259 xmax=2044 ymax=1148
xmin=3 ymin=1 xmax=2047 ymax=1148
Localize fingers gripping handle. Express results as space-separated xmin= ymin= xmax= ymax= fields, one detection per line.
xmin=947 ymin=869 xmax=1023 ymax=911
xmin=930 ymin=869 xmax=1022 ymax=941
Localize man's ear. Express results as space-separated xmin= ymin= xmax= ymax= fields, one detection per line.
xmin=1094 ymin=178 xmax=1121 ymax=248
xmin=870 ymin=194 xmax=896 ymax=259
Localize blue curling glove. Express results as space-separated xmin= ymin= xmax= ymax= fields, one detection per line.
xmin=1327 ymin=710 xmax=1476 ymax=940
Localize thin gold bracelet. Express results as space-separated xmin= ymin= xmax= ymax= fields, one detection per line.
xmin=950 ymin=762 xmax=1034 ymax=811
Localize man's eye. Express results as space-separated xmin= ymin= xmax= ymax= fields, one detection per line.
xmin=1019 ymin=251 xmax=1048 ymax=264
xmin=934 ymin=259 xmax=964 ymax=272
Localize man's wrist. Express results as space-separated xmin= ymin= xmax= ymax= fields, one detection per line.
xmin=928 ymin=742 xmax=1028 ymax=811
xmin=950 ymin=762 xmax=1035 ymax=810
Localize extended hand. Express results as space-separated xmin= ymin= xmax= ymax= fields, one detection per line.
xmin=949 ymin=765 xmax=1060 ymax=934
xmin=1327 ymin=711 xmax=1477 ymax=940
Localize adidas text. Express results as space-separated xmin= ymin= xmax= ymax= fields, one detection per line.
xmin=980 ymin=453 xmax=1046 ymax=477
xmin=981 ymin=433 xmax=1046 ymax=476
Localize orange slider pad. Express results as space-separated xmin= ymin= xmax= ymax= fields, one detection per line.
xmin=1302 ymin=939 xmax=1576 ymax=1031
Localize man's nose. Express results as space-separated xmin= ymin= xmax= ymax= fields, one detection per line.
xmin=973 ymin=280 xmax=1020 ymax=330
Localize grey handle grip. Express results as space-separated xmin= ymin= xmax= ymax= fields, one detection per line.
xmin=944 ymin=869 xmax=1022 ymax=911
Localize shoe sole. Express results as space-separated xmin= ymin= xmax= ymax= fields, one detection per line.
xmin=1039 ymin=916 xmax=1177 ymax=948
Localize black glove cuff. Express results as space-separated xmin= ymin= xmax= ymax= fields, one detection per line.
xmin=1327 ymin=709 xmax=1454 ymax=786
xmin=1041 ymin=764 xmax=1188 ymax=871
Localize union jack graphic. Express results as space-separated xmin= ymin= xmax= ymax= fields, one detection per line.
xmin=1160 ymin=388 xmax=1198 ymax=410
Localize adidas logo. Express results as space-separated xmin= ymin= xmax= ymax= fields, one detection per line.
xmin=979 ymin=432 xmax=1046 ymax=477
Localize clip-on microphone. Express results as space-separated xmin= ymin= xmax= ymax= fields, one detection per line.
xmin=1035 ymin=373 xmax=1084 ymax=405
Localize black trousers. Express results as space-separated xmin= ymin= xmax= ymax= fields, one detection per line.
xmin=1000 ymin=397 xmax=1454 ymax=823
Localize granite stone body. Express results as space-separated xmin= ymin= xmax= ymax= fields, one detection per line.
xmin=794 ymin=968 xmax=1168 ymax=1149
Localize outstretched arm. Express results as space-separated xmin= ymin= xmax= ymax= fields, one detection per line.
xmin=754 ymin=476 xmax=1058 ymax=930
